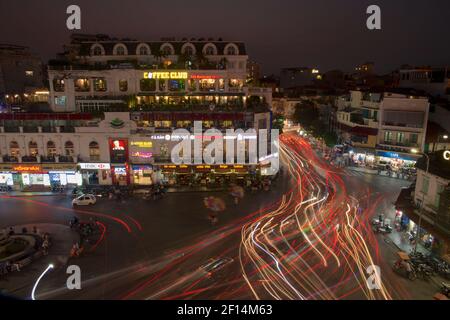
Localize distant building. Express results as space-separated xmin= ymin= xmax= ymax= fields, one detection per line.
xmin=247 ymin=60 xmax=261 ymax=85
xmin=398 ymin=66 xmax=450 ymax=100
xmin=0 ymin=44 xmax=46 ymax=106
xmin=279 ymin=67 xmax=321 ymax=89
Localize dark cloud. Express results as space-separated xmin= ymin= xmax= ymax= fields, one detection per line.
xmin=0 ymin=0 xmax=449 ymax=74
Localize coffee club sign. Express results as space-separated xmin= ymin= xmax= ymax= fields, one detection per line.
xmin=444 ymin=150 xmax=450 ymax=161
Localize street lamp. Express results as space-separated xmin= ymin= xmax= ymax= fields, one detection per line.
xmin=410 ymin=148 xmax=430 ymax=254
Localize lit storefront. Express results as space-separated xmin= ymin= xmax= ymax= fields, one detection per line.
xmin=79 ymin=163 xmax=111 ymax=185
xmin=376 ymin=151 xmax=418 ymax=170
xmin=0 ymin=164 xmax=81 ymax=189
xmin=131 ymin=165 xmax=153 ymax=185
xmin=349 ymin=148 xmax=376 ymax=167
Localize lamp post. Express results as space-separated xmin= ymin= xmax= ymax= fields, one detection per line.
xmin=411 ymin=148 xmax=429 ymax=254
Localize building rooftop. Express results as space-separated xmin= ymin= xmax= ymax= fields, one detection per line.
xmin=416 ymin=150 xmax=450 ymax=180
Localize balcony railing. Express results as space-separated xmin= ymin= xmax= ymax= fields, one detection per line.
xmin=2 ymin=155 xmax=18 ymax=162
xmin=21 ymin=156 xmax=38 ymax=163
xmin=379 ymin=141 xmax=419 ymax=148
xmin=59 ymin=156 xmax=74 ymax=163
xmin=41 ymin=156 xmax=56 ymax=163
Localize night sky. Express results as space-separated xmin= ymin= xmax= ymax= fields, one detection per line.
xmin=1 ymin=0 xmax=449 ymax=74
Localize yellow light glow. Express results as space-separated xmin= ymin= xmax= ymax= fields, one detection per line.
xmin=144 ymin=71 xmax=188 ymax=80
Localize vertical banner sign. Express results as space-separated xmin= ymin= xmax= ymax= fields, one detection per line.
xmin=109 ymin=138 xmax=129 ymax=163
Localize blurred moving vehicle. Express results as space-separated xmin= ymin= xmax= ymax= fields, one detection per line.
xmin=199 ymin=257 xmax=234 ymax=278
xmin=72 ymin=194 xmax=96 ymax=206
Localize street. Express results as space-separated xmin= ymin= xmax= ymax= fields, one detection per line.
xmin=0 ymin=133 xmax=442 ymax=300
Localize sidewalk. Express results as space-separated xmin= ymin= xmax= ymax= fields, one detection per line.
xmin=0 ymin=223 xmax=79 ymax=298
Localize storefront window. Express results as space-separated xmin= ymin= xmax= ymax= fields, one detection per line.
xmin=119 ymin=79 xmax=128 ymax=92
xmin=89 ymin=141 xmax=100 ymax=161
xmin=168 ymin=80 xmax=185 ymax=91
xmin=188 ymin=79 xmax=197 ymax=91
xmin=159 ymin=80 xmax=167 ymax=91
xmin=199 ymin=79 xmax=216 ymax=91
xmin=74 ymin=78 xmax=90 ymax=92
xmin=218 ymin=78 xmax=225 ymax=90
xmin=93 ymin=78 xmax=107 ymax=92
xmin=229 ymin=79 xmax=243 ymax=89
xmin=140 ymin=79 xmax=156 ymax=92
xmin=53 ymin=78 xmax=65 ymax=92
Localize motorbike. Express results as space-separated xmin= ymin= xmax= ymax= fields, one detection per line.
xmin=440 ymin=282 xmax=450 ymax=298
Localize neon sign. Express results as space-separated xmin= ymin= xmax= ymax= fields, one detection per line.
xmin=13 ymin=165 xmax=41 ymax=172
xmin=190 ymin=75 xmax=221 ymax=80
xmin=131 ymin=141 xmax=152 ymax=148
xmin=144 ymin=72 xmax=188 ymax=80
xmin=131 ymin=151 xmax=153 ymax=159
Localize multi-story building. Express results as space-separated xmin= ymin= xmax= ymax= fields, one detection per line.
xmin=0 ymin=110 xmax=272 ymax=189
xmin=0 ymin=44 xmax=47 ymax=107
xmin=247 ymin=60 xmax=261 ymax=85
xmin=376 ymin=92 xmax=429 ymax=167
xmin=48 ymin=34 xmax=271 ymax=113
xmin=398 ymin=66 xmax=450 ymax=100
xmin=396 ymin=150 xmax=450 ymax=256
xmin=334 ymin=90 xmax=430 ymax=169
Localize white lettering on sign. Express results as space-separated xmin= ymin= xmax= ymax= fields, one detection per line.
xmin=444 ymin=150 xmax=450 ymax=160
xmin=79 ymin=163 xmax=111 ymax=170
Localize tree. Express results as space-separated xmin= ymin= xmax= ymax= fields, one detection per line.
xmin=293 ymin=100 xmax=320 ymax=131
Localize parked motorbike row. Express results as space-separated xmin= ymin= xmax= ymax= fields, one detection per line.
xmin=393 ymin=251 xmax=450 ymax=281
xmin=409 ymin=251 xmax=450 ymax=280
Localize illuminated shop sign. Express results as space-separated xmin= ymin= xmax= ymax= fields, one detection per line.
xmin=79 ymin=163 xmax=111 ymax=170
xmin=113 ymin=167 xmax=127 ymax=175
xmin=12 ymin=165 xmax=41 ymax=172
xmin=144 ymin=72 xmax=188 ymax=80
xmin=444 ymin=150 xmax=450 ymax=160
xmin=130 ymin=141 xmax=153 ymax=148
xmin=109 ymin=138 xmax=128 ymax=163
xmin=131 ymin=151 xmax=153 ymax=159
xmin=190 ymin=74 xmax=221 ymax=80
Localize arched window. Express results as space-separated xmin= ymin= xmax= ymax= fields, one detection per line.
xmin=161 ymin=44 xmax=174 ymax=56
xmin=29 ymin=141 xmax=38 ymax=156
xmin=47 ymin=141 xmax=56 ymax=156
xmin=204 ymin=44 xmax=216 ymax=56
xmin=91 ymin=44 xmax=104 ymax=56
xmin=226 ymin=45 xmax=237 ymax=55
xmin=89 ymin=141 xmax=100 ymax=161
xmin=65 ymin=141 xmax=74 ymax=156
xmin=10 ymin=141 xmax=20 ymax=157
xmin=182 ymin=43 xmax=195 ymax=56
xmin=114 ymin=44 xmax=128 ymax=56
xmin=137 ymin=43 xmax=150 ymax=56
